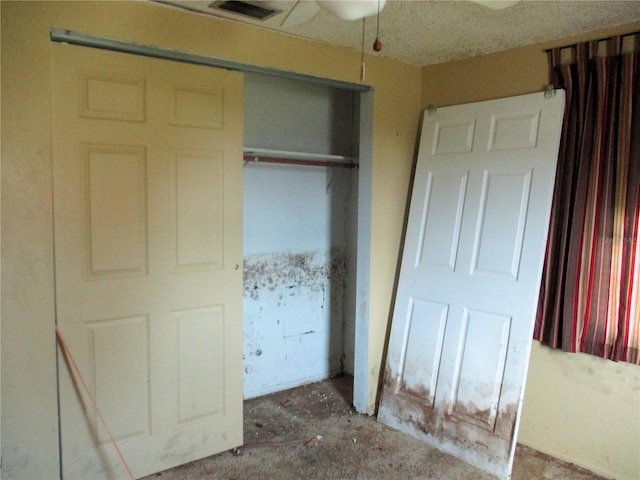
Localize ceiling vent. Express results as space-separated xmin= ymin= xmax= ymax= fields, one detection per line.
xmin=209 ymin=1 xmax=281 ymax=21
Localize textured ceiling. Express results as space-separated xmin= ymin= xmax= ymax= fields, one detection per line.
xmin=155 ymin=0 xmax=640 ymax=66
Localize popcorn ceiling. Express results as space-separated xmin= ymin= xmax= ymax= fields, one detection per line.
xmin=157 ymin=0 xmax=640 ymax=66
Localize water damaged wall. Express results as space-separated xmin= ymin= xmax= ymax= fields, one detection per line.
xmin=243 ymin=163 xmax=357 ymax=398
xmin=243 ymin=73 xmax=359 ymax=398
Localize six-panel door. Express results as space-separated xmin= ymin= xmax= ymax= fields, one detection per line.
xmin=379 ymin=92 xmax=564 ymax=480
xmin=52 ymin=43 xmax=244 ymax=479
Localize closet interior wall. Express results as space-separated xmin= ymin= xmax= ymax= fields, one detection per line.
xmin=242 ymin=73 xmax=359 ymax=399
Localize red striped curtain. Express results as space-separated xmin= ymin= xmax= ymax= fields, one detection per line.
xmin=535 ymin=34 xmax=640 ymax=364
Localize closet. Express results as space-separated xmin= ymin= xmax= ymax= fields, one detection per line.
xmin=242 ymin=73 xmax=360 ymax=398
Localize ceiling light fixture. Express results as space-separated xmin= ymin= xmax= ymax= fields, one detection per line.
xmin=316 ymin=0 xmax=387 ymax=21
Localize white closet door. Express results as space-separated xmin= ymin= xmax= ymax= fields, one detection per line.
xmin=378 ymin=91 xmax=564 ymax=479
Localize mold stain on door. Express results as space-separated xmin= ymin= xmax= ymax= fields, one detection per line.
xmin=380 ymin=367 xmax=519 ymax=470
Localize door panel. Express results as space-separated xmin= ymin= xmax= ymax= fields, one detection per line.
xmin=415 ymin=172 xmax=467 ymax=271
xmin=52 ymin=43 xmax=244 ymax=479
xmin=471 ymin=169 xmax=531 ymax=278
xmin=378 ymin=92 xmax=564 ymax=480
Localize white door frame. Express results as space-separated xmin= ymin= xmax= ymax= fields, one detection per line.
xmin=353 ymin=90 xmax=374 ymax=413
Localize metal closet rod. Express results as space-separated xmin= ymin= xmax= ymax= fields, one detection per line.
xmin=50 ymin=29 xmax=371 ymax=92
xmin=243 ymin=155 xmax=358 ymax=169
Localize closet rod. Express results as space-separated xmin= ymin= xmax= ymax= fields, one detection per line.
xmin=243 ymin=155 xmax=358 ymax=169
xmin=50 ymin=29 xmax=372 ymax=92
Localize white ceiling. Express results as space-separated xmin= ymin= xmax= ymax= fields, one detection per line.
xmin=155 ymin=0 xmax=640 ymax=66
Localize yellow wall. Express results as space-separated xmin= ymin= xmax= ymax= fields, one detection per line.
xmin=0 ymin=1 xmax=421 ymax=477
xmin=421 ymin=22 xmax=640 ymax=480
xmin=3 ymin=1 xmax=639 ymax=478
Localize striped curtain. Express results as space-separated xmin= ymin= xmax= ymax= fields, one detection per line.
xmin=534 ymin=34 xmax=640 ymax=364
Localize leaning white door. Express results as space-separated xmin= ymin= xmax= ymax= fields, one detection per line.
xmin=378 ymin=91 xmax=564 ymax=479
xmin=52 ymin=43 xmax=244 ymax=479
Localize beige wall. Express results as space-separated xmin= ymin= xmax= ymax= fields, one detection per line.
xmin=3 ymin=1 xmax=639 ymax=478
xmin=421 ymin=22 xmax=640 ymax=480
xmin=0 ymin=2 xmax=421 ymax=477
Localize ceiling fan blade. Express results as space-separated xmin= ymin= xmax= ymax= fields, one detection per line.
xmin=280 ymin=0 xmax=321 ymax=27
xmin=469 ymin=0 xmax=521 ymax=10
xmin=316 ymin=0 xmax=387 ymax=21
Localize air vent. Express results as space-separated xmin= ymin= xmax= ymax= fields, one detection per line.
xmin=209 ymin=1 xmax=281 ymax=21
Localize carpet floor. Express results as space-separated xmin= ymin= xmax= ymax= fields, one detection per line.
xmin=144 ymin=376 xmax=606 ymax=480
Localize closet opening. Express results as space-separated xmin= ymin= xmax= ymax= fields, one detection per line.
xmin=242 ymin=72 xmax=367 ymax=407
